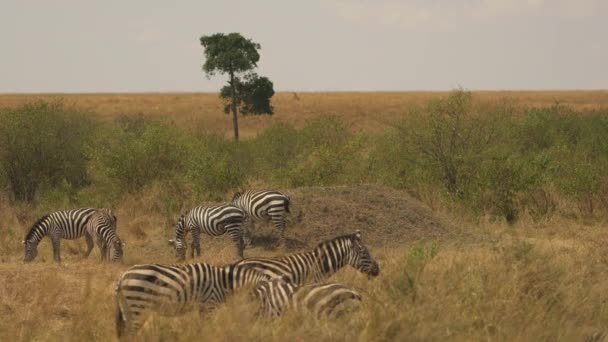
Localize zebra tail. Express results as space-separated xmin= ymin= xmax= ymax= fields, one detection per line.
xmin=115 ymin=282 xmax=131 ymax=338
xmin=115 ymin=298 xmax=126 ymax=338
xmin=285 ymin=198 xmax=291 ymax=214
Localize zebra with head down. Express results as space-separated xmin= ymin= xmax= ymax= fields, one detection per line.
xmin=85 ymin=208 xmax=124 ymax=262
xmin=234 ymin=231 xmax=380 ymax=285
xmin=23 ymin=208 xmax=98 ymax=262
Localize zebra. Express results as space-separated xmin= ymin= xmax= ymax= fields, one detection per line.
xmin=85 ymin=208 xmax=124 ymax=262
xmin=115 ymin=262 xmax=271 ymax=337
xmin=253 ymin=277 xmax=363 ymax=319
xmin=167 ymin=204 xmax=246 ymax=260
xmin=234 ymin=230 xmax=380 ymax=285
xmin=23 ymin=208 xmax=100 ymax=262
xmin=231 ymin=190 xmax=291 ymax=246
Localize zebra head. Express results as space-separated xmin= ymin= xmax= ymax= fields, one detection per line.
xmin=231 ymin=191 xmax=243 ymax=202
xmin=110 ymin=239 xmax=125 ymax=263
xmin=23 ymin=239 xmax=38 ymax=262
xmin=168 ymin=239 xmax=186 ymax=261
xmin=347 ymin=231 xmax=380 ymax=278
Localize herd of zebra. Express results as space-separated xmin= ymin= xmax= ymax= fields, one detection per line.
xmin=21 ymin=190 xmax=380 ymax=338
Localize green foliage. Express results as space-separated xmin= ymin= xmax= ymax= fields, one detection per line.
xmin=0 ymin=100 xmax=94 ymax=202
xmin=391 ymin=90 xmax=502 ymax=195
xmin=91 ymin=115 xmax=189 ymax=194
xmin=250 ymin=123 xmax=300 ymax=183
xmin=220 ymin=73 xmax=274 ymax=115
xmin=200 ymin=32 xmax=274 ymax=140
xmin=4 ymin=94 xmax=608 ymax=221
xmin=200 ymin=33 xmax=260 ymax=75
xmin=186 ymin=133 xmax=249 ymax=200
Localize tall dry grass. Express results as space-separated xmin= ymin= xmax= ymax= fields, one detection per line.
xmin=1 ymin=91 xmax=607 ymax=138
xmin=2 ymin=190 xmax=608 ymax=341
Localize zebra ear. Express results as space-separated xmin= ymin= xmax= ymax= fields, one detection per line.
xmin=21 ymin=240 xmax=25 ymax=245
xmin=167 ymin=239 xmax=175 ymax=246
xmin=354 ymin=230 xmax=362 ymax=240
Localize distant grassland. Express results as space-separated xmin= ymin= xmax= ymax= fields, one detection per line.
xmin=1 ymin=91 xmax=607 ymax=138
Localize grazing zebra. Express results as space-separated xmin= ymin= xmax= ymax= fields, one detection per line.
xmin=231 ymin=190 xmax=291 ymax=246
xmin=234 ymin=231 xmax=380 ymax=285
xmin=23 ymin=208 xmax=99 ymax=262
xmin=167 ymin=204 xmax=246 ymax=260
xmin=253 ymin=277 xmax=363 ymax=319
xmin=115 ymin=262 xmax=271 ymax=337
xmin=85 ymin=208 xmax=124 ymax=262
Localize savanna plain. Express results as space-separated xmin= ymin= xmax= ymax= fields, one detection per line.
xmin=1 ymin=91 xmax=608 ymax=341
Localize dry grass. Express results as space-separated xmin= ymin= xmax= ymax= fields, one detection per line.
xmin=1 ymin=91 xmax=607 ymax=138
xmin=2 ymin=186 xmax=608 ymax=341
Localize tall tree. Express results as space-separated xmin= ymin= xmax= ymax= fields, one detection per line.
xmin=200 ymin=33 xmax=274 ymax=141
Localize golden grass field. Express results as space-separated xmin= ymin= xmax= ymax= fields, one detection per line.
xmin=1 ymin=91 xmax=608 ymax=341
xmin=1 ymin=90 xmax=608 ymax=138
xmin=1 ymin=184 xmax=608 ymax=341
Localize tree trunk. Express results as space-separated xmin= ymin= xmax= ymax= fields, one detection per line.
xmin=229 ymin=71 xmax=239 ymax=142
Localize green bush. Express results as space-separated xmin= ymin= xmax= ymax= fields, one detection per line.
xmin=250 ymin=122 xmax=300 ymax=184
xmin=91 ymin=114 xmax=189 ymax=193
xmin=187 ymin=133 xmax=249 ymax=200
xmin=285 ymin=116 xmax=355 ymax=187
xmin=0 ymin=100 xmax=94 ymax=202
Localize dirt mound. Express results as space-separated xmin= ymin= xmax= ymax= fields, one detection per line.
xmin=252 ymin=184 xmax=451 ymax=250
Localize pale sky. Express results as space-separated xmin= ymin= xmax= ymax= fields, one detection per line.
xmin=1 ymin=0 xmax=606 ymax=93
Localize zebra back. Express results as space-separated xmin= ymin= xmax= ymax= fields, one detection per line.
xmin=235 ymin=231 xmax=380 ymax=285
xmin=23 ymin=208 xmax=96 ymax=262
xmin=253 ymin=277 xmax=362 ymax=318
xmin=169 ymin=205 xmax=246 ymax=260
xmin=115 ymin=262 xmax=270 ymax=337
xmin=231 ymin=190 xmax=291 ymax=219
xmin=86 ymin=208 xmax=123 ymax=262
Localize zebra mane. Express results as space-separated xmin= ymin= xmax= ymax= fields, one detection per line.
xmin=174 ymin=213 xmax=188 ymax=239
xmin=24 ymin=213 xmax=50 ymax=242
xmin=232 ymin=191 xmax=243 ymax=201
xmin=314 ymin=231 xmax=360 ymax=250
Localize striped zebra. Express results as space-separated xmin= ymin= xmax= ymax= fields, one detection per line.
xmin=253 ymin=277 xmax=362 ymax=319
xmin=234 ymin=231 xmax=380 ymax=285
xmin=167 ymin=204 xmax=246 ymax=260
xmin=115 ymin=262 xmax=271 ymax=337
xmin=85 ymin=208 xmax=124 ymax=262
xmin=23 ymin=208 xmax=99 ymax=262
xmin=231 ymin=190 xmax=291 ymax=245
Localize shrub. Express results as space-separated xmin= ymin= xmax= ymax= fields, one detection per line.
xmin=285 ymin=116 xmax=355 ymax=187
xmin=0 ymin=100 xmax=94 ymax=202
xmin=91 ymin=114 xmax=189 ymax=194
xmin=187 ymin=133 xmax=249 ymax=200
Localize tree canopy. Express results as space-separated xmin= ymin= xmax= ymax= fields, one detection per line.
xmin=200 ymin=32 xmax=274 ymax=141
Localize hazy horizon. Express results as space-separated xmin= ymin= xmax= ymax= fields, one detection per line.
xmin=2 ymin=1 xmax=607 ymax=93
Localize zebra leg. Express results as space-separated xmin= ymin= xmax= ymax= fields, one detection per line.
xmin=84 ymin=233 xmax=94 ymax=258
xmin=191 ymin=228 xmax=201 ymax=258
xmin=51 ymin=237 xmax=61 ymax=262
xmin=227 ymin=227 xmax=244 ymax=259
xmin=242 ymin=216 xmax=253 ymax=246
xmin=100 ymin=242 xmax=108 ymax=262
xmin=272 ymin=215 xmax=286 ymax=247
xmin=96 ymin=237 xmax=106 ymax=261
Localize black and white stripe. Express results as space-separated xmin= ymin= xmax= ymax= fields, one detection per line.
xmin=85 ymin=208 xmax=124 ymax=262
xmin=168 ymin=204 xmax=246 ymax=260
xmin=231 ymin=190 xmax=291 ymax=244
xmin=253 ymin=277 xmax=362 ymax=318
xmin=23 ymin=208 xmax=98 ymax=262
xmin=115 ymin=262 xmax=271 ymax=337
xmin=234 ymin=231 xmax=380 ymax=285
